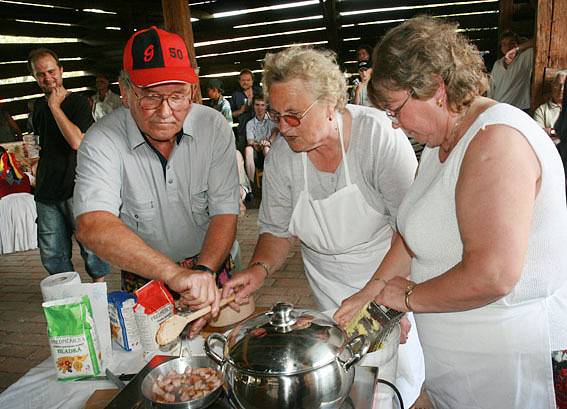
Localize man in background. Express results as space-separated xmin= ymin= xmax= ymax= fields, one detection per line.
xmin=28 ymin=48 xmax=110 ymax=282
xmin=206 ymin=78 xmax=232 ymax=123
xmin=244 ymin=94 xmax=278 ymax=183
xmin=488 ymin=31 xmax=534 ymax=112
xmin=0 ymin=99 xmax=22 ymax=143
xmin=230 ymin=69 xmax=261 ymax=152
xmin=92 ymin=73 xmax=121 ymax=121
xmin=353 ymin=60 xmax=373 ymax=107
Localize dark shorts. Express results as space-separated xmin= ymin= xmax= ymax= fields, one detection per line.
xmin=121 ymin=254 xmax=235 ymax=294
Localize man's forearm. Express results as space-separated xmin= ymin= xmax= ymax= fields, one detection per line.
xmin=76 ymin=211 xmax=179 ymax=282
xmin=197 ymin=214 xmax=237 ymax=270
xmin=50 ymin=106 xmax=84 ymax=150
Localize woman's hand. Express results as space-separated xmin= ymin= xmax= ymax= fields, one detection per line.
xmin=334 ymin=284 xmax=383 ymax=327
xmin=375 ymin=276 xmax=414 ymax=313
xmin=222 ymin=265 xmax=267 ymax=311
xmin=399 ymin=315 xmax=411 ymax=344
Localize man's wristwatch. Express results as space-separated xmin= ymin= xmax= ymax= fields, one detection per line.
xmin=193 ymin=264 xmax=215 ymax=275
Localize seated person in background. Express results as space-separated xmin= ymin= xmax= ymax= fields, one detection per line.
xmin=0 ymin=146 xmax=31 ymax=198
xmin=207 ymin=79 xmax=232 ymax=123
xmin=487 ymin=31 xmax=534 ymax=112
xmin=0 ymin=101 xmax=23 ymax=143
xmin=534 ymin=69 xmax=566 ymax=143
xmin=353 ymin=60 xmax=373 ymax=107
xmin=74 ymin=27 xmax=240 ymax=337
xmin=244 ymin=94 xmax=278 ymax=183
xmin=92 ymin=74 xmax=121 ymax=121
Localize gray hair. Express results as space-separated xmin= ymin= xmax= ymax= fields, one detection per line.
xmin=118 ymin=70 xmax=133 ymax=89
xmin=553 ymin=70 xmax=567 ymax=85
xmin=262 ymin=46 xmax=348 ymax=111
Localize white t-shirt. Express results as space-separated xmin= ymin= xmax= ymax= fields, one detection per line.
xmin=533 ymin=100 xmax=561 ymax=129
xmin=92 ymin=90 xmax=122 ymax=121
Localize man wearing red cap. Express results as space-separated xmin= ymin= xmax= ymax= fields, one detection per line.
xmin=73 ymin=27 xmax=240 ymax=336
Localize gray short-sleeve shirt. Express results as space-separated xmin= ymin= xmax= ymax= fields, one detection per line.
xmin=74 ymin=105 xmax=240 ymax=262
xmin=259 ymin=104 xmax=417 ymax=238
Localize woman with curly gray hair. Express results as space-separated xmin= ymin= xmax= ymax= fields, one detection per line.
xmin=335 ymin=16 xmax=567 ymax=409
xmin=224 ymin=46 xmax=425 ymax=406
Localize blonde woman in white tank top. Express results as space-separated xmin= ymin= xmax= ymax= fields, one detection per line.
xmin=335 ymin=17 xmax=567 ymax=409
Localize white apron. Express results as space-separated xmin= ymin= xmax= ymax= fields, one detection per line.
xmin=417 ymin=289 xmax=560 ymax=409
xmin=288 ymin=112 xmax=425 ymax=407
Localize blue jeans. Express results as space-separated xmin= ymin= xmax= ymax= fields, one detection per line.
xmin=36 ymin=198 xmax=110 ymax=279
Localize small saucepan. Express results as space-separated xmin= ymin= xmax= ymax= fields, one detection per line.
xmin=140 ymin=355 xmax=223 ymax=409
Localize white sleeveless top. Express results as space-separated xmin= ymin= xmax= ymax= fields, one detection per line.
xmin=397 ymin=103 xmax=567 ymax=408
xmin=397 ymin=103 xmax=567 ymax=348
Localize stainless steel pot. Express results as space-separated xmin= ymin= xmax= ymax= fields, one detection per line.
xmin=205 ymin=303 xmax=369 ymax=409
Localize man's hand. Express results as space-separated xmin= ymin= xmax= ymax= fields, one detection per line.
xmin=222 ymin=265 xmax=266 ymax=310
xmin=47 ymin=85 xmax=68 ymax=110
xmin=166 ymin=267 xmax=221 ymax=316
xmin=504 ymin=47 xmax=519 ymax=66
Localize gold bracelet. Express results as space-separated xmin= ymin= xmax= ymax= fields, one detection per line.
xmin=249 ymin=261 xmax=270 ymax=277
xmin=404 ymin=282 xmax=417 ymax=312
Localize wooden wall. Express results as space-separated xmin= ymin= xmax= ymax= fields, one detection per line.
xmin=532 ymin=0 xmax=567 ymax=109
xmin=0 ymin=0 xmax=501 ymax=132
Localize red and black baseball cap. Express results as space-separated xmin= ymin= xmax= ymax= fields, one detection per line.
xmin=123 ymin=26 xmax=198 ymax=87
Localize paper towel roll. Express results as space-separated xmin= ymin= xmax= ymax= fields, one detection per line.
xmin=40 ymin=272 xmax=82 ymax=302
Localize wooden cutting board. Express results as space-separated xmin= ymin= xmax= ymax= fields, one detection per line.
xmin=84 ymin=389 xmax=119 ymax=409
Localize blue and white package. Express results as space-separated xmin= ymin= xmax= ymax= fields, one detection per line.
xmin=108 ymin=291 xmax=140 ymax=351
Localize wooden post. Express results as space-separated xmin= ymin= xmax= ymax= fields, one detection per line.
xmin=321 ymin=0 xmax=340 ymax=60
xmin=499 ymin=0 xmax=514 ymax=35
xmin=162 ymin=0 xmax=202 ymax=104
xmin=532 ymin=0 xmax=567 ymax=109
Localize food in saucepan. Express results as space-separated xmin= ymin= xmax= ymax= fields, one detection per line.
xmin=151 ymin=367 xmax=222 ymax=403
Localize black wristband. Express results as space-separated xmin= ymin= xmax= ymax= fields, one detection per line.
xmin=193 ymin=264 xmax=215 ymax=275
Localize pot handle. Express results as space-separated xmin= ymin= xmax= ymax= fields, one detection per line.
xmin=341 ymin=334 xmax=371 ymax=371
xmin=205 ymin=333 xmax=227 ymax=366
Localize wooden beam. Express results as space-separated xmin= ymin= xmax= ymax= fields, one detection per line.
xmin=341 ymin=2 xmax=498 ymax=26
xmin=321 ymin=0 xmax=340 ymax=58
xmin=339 ymin=0 xmax=496 ymax=12
xmin=195 ymin=30 xmax=326 ymax=57
xmin=0 ymin=76 xmax=95 ymax=100
xmin=532 ymin=0 xmax=553 ymax=109
xmin=532 ymin=0 xmax=567 ymax=108
xmin=193 ymin=17 xmax=324 ymax=44
xmin=499 ymin=0 xmax=514 ymax=34
xmin=0 ymin=43 xmax=92 ymax=64
xmin=162 ymin=0 xmax=201 ymax=103
xmin=548 ymin=0 xmax=567 ymax=68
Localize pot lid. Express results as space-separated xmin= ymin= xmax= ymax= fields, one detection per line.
xmin=224 ymin=303 xmax=348 ymax=375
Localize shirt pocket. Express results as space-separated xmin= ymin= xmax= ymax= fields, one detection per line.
xmin=190 ymin=188 xmax=209 ymax=229
xmin=120 ymin=200 xmax=157 ymax=237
